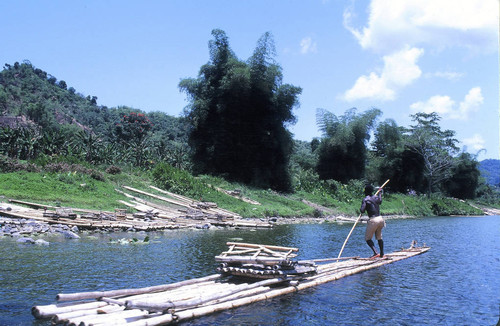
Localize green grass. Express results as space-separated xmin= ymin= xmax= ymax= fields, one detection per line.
xmin=0 ymin=171 xmax=130 ymax=211
xmin=0 ymin=168 xmax=487 ymax=218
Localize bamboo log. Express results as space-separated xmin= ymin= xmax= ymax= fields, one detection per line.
xmin=226 ymin=242 xmax=299 ymax=252
xmin=32 ymin=301 xmax=108 ymax=319
xmin=65 ymin=308 xmax=149 ymax=326
xmin=124 ymin=282 xmax=235 ymax=307
xmin=56 ymin=274 xmax=222 ymax=302
xmin=298 ymin=256 xmax=359 ymax=264
xmin=115 ymin=280 xmax=220 ymax=303
xmin=149 ymin=185 xmax=241 ymax=218
xmin=214 ymin=255 xmax=290 ymax=265
xmin=149 ymin=185 xmax=241 ymax=219
xmin=126 ymin=278 xmax=287 ymax=312
xmin=149 ymin=186 xmax=193 ymax=204
xmin=123 ymin=186 xmax=190 ymax=209
xmin=51 ymin=304 xmax=124 ymax=324
xmin=115 ymin=189 xmax=179 ymax=216
xmin=8 ymin=199 xmax=56 ymax=209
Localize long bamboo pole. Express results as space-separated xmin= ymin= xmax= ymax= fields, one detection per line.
xmin=337 ymin=179 xmax=390 ymax=259
xmin=55 ymin=274 xmax=221 ymax=302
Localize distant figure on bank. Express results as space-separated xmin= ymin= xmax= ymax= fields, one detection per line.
xmin=360 ymin=184 xmax=385 ymax=258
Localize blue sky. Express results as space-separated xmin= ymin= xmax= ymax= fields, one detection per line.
xmin=1 ymin=0 xmax=498 ymax=160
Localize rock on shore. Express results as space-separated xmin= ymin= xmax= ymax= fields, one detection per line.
xmin=0 ymin=217 xmax=81 ymax=243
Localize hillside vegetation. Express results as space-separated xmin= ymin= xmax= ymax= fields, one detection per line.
xmin=0 ymin=56 xmax=498 ymax=217
xmin=0 ymin=163 xmax=484 ymax=218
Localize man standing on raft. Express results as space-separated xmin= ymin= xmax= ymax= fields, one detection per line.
xmin=360 ymin=184 xmax=385 ymax=258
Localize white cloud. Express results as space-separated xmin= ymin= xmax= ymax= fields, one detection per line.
xmin=462 ymin=134 xmax=486 ymax=151
xmin=410 ymin=87 xmax=483 ymax=120
xmin=429 ymin=71 xmax=464 ymax=81
xmin=343 ymin=46 xmax=423 ymax=101
xmin=456 ymin=87 xmax=483 ymax=119
xmin=344 ymin=0 xmax=499 ymax=53
xmin=300 ymin=37 xmax=317 ymax=54
xmin=410 ymin=95 xmax=455 ymax=115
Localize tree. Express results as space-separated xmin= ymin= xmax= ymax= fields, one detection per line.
xmin=367 ymin=119 xmax=425 ymax=193
xmin=179 ymin=29 xmax=301 ymax=191
xmin=443 ymin=152 xmax=480 ymax=199
xmin=115 ymin=111 xmax=153 ymax=167
xmin=404 ymin=112 xmax=459 ymax=196
xmin=316 ymin=108 xmax=381 ymax=183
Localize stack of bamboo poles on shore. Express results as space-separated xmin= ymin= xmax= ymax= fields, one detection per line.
xmin=32 ymin=243 xmax=430 ymax=326
xmin=1 ymin=185 xmax=273 ymax=230
xmin=116 ymin=186 xmax=271 ymax=228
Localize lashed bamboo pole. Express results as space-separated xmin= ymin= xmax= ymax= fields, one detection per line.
xmin=226 ymin=242 xmax=299 ymax=252
xmin=56 ymin=274 xmax=221 ymax=302
xmin=123 ymin=282 xmax=236 ymax=308
xmin=65 ymin=308 xmax=148 ymax=326
xmin=51 ymin=304 xmax=124 ymax=324
xmin=298 ymin=256 xmax=359 ymax=264
xmin=114 ymin=280 xmax=221 ymax=304
xmin=214 ymin=255 xmax=290 ymax=265
xmin=32 ymin=301 xmax=109 ymax=319
xmin=126 ymin=278 xmax=287 ymax=312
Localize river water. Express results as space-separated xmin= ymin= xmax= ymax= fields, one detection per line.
xmin=0 ymin=215 xmax=499 ymax=326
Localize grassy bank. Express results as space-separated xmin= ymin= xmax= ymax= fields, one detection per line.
xmin=0 ymin=165 xmax=485 ymax=218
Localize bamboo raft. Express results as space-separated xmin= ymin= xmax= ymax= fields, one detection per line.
xmin=32 ymin=242 xmax=430 ymax=326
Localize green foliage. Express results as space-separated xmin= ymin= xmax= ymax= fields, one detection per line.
xmin=443 ymin=152 xmax=480 ymax=199
xmin=0 ymin=62 xmax=189 ymax=170
xmin=367 ymin=119 xmax=426 ymax=193
xmin=151 ymin=162 xmax=206 ymax=198
xmin=180 ymin=29 xmax=301 ymax=191
xmin=316 ymin=108 xmax=381 ymax=183
xmin=404 ymin=112 xmax=459 ymax=195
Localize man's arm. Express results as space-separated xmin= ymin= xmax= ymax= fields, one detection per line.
xmin=360 ymin=198 xmax=366 ymax=213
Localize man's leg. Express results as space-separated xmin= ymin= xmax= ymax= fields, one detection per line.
xmin=366 ymin=239 xmax=378 ymax=256
xmin=377 ymin=239 xmax=384 ymax=257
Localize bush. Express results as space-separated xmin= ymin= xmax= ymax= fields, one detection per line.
xmin=0 ymin=155 xmax=40 ymax=173
xmin=151 ymin=162 xmax=206 ymax=198
xmin=106 ymin=165 xmax=122 ymax=175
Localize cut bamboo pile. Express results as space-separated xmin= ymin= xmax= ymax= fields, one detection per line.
xmin=32 ymin=242 xmax=430 ymax=326
xmin=214 ymin=242 xmax=316 ymax=279
xmin=0 ymin=185 xmax=273 ymax=230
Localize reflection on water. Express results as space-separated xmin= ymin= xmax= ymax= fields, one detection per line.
xmin=0 ymin=216 xmax=499 ymax=325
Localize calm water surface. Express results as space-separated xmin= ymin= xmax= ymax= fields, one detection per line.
xmin=0 ymin=215 xmax=499 ymax=326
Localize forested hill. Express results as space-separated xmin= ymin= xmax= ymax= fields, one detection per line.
xmin=479 ymin=159 xmax=500 ymax=187
xmin=0 ymin=61 xmax=187 ymax=145
xmin=0 ymin=60 xmax=496 ymax=199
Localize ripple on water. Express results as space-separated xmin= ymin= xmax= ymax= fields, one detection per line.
xmin=0 ymin=216 xmax=499 ymax=326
